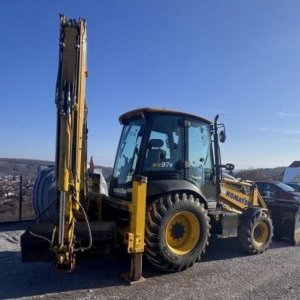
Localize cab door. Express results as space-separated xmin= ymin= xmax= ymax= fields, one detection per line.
xmin=186 ymin=120 xmax=215 ymax=200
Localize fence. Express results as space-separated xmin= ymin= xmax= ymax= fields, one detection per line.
xmin=0 ymin=176 xmax=35 ymax=223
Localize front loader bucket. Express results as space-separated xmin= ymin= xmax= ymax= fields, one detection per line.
xmin=267 ymin=202 xmax=300 ymax=245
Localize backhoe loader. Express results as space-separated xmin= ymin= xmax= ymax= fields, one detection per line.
xmin=21 ymin=16 xmax=276 ymax=282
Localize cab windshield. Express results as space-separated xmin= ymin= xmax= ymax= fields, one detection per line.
xmin=112 ymin=118 xmax=144 ymax=185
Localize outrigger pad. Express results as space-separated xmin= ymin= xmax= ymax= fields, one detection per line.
xmin=21 ymin=221 xmax=117 ymax=263
xmin=268 ymin=202 xmax=300 ymax=245
xmin=21 ymin=222 xmax=55 ymax=263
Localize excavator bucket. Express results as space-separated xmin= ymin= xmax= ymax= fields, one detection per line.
xmin=267 ymin=202 xmax=300 ymax=245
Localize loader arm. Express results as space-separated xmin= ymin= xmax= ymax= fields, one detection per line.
xmin=219 ymin=178 xmax=267 ymax=214
xmin=54 ymin=15 xmax=88 ymax=269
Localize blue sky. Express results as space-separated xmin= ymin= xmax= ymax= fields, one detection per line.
xmin=0 ymin=1 xmax=300 ymax=169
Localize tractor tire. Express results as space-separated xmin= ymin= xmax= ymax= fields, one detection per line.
xmin=238 ymin=208 xmax=273 ymax=254
xmin=145 ymin=193 xmax=210 ymax=272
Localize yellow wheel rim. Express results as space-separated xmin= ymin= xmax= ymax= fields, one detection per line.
xmin=253 ymin=222 xmax=269 ymax=246
xmin=165 ymin=211 xmax=200 ymax=255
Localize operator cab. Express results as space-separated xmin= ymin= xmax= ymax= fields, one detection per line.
xmin=110 ymin=108 xmax=215 ymax=202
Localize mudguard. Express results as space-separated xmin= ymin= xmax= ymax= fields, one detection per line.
xmin=147 ymin=179 xmax=209 ymax=208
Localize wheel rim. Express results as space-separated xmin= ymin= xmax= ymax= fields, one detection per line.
xmin=165 ymin=211 xmax=200 ymax=255
xmin=253 ymin=222 xmax=269 ymax=246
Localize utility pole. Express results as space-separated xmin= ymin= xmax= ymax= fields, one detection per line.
xmin=19 ymin=176 xmax=23 ymax=220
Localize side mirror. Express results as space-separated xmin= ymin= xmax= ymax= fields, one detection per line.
xmin=219 ymin=130 xmax=226 ymax=143
xmin=225 ymin=163 xmax=234 ymax=171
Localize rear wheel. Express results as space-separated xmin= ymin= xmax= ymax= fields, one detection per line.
xmin=238 ymin=208 xmax=273 ymax=254
xmin=145 ymin=193 xmax=210 ymax=272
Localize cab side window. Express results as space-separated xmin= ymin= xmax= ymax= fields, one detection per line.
xmin=187 ymin=122 xmax=213 ymax=187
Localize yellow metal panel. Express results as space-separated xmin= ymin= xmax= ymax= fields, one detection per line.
xmin=73 ymin=20 xmax=88 ymax=204
xmin=253 ymin=188 xmax=259 ymax=207
xmin=257 ymin=190 xmax=268 ymax=209
xmin=220 ymin=184 xmax=252 ymax=211
xmin=220 ymin=180 xmax=267 ymax=213
xmin=126 ymin=177 xmax=147 ymax=253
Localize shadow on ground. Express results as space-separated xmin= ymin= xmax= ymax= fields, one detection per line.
xmin=0 ymin=251 xmax=132 ymax=299
xmin=0 ymin=220 xmax=33 ymax=233
xmin=0 ymin=223 xmax=293 ymax=299
xmin=202 ymin=236 xmax=292 ymax=262
xmin=142 ymin=237 xmax=292 ymax=279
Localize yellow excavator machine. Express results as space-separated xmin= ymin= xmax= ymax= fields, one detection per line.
xmin=21 ymin=16 xmax=275 ymax=282
xmin=21 ymin=16 xmax=146 ymax=281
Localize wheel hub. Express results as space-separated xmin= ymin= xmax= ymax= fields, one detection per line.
xmin=253 ymin=222 xmax=269 ymax=246
xmin=165 ymin=211 xmax=200 ymax=255
xmin=171 ymin=222 xmax=185 ymax=239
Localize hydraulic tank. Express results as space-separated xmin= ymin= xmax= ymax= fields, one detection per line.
xmin=32 ymin=165 xmax=108 ymax=221
xmin=33 ymin=166 xmax=57 ymax=221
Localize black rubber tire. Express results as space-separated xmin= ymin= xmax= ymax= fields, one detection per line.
xmin=238 ymin=208 xmax=273 ymax=254
xmin=145 ymin=193 xmax=210 ymax=272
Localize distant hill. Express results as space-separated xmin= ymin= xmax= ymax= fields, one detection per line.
xmin=0 ymin=158 xmax=113 ymax=222
xmin=0 ymin=158 xmax=53 ymax=178
xmin=234 ymin=167 xmax=285 ymax=182
xmin=0 ymin=158 xmax=112 ymax=180
xmin=0 ymin=158 xmax=285 ymax=183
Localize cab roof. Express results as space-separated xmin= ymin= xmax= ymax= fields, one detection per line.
xmin=119 ymin=107 xmax=212 ymax=125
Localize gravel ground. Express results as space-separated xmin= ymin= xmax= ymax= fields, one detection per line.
xmin=0 ymin=222 xmax=300 ymax=300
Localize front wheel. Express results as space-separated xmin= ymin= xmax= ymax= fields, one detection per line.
xmin=238 ymin=208 xmax=273 ymax=254
xmin=145 ymin=193 xmax=210 ymax=272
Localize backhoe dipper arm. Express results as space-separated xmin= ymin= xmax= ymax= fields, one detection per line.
xmin=54 ymin=15 xmax=88 ymax=270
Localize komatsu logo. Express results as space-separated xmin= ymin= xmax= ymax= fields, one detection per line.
xmin=225 ymin=190 xmax=250 ymax=206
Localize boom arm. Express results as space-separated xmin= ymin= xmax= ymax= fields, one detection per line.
xmin=220 ymin=178 xmax=267 ymax=214
xmin=55 ymin=15 xmax=88 ymax=269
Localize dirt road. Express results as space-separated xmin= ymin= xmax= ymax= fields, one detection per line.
xmin=1 ymin=222 xmax=300 ymax=300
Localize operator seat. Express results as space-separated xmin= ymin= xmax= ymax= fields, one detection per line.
xmin=145 ymin=139 xmax=165 ymax=168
